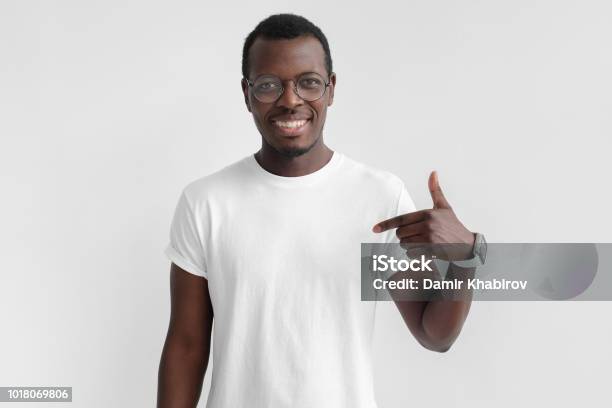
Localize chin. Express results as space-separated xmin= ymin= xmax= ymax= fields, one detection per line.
xmin=277 ymin=146 xmax=311 ymax=158
xmin=270 ymin=134 xmax=319 ymax=158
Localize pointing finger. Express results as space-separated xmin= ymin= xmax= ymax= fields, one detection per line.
xmin=372 ymin=210 xmax=429 ymax=233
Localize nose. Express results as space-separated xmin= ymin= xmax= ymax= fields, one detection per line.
xmin=276 ymin=79 xmax=303 ymax=109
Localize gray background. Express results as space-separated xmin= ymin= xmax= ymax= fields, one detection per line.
xmin=1 ymin=0 xmax=610 ymax=407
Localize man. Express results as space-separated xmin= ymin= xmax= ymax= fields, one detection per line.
xmin=158 ymin=13 xmax=481 ymax=408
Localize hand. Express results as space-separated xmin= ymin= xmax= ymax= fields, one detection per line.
xmin=372 ymin=171 xmax=476 ymax=261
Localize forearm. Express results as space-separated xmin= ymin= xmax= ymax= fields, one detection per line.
xmin=420 ymin=262 xmax=474 ymax=351
xmin=391 ymin=260 xmax=474 ymax=352
xmin=157 ymin=333 xmax=211 ymax=408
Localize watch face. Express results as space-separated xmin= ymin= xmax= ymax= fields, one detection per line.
xmin=477 ymin=234 xmax=487 ymax=264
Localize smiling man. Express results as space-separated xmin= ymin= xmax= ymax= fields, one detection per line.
xmin=158 ymin=13 xmax=481 ymax=408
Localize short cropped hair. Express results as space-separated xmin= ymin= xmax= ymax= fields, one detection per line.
xmin=242 ymin=13 xmax=333 ymax=78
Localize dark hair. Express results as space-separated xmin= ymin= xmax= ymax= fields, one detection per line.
xmin=241 ymin=13 xmax=333 ymax=79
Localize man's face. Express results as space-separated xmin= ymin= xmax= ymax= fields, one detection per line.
xmin=242 ymin=35 xmax=336 ymax=157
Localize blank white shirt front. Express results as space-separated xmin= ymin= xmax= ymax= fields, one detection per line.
xmin=165 ymin=151 xmax=415 ymax=408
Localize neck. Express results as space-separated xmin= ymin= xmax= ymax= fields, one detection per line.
xmin=254 ymin=138 xmax=334 ymax=177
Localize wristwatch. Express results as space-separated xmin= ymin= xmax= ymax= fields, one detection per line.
xmin=451 ymin=232 xmax=487 ymax=268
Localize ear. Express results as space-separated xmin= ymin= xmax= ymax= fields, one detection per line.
xmin=241 ymin=78 xmax=252 ymax=112
xmin=327 ymin=72 xmax=336 ymax=107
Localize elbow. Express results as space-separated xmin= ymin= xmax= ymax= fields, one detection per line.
xmin=420 ymin=339 xmax=453 ymax=353
xmin=430 ymin=343 xmax=452 ymax=353
xmin=421 ymin=325 xmax=458 ymax=353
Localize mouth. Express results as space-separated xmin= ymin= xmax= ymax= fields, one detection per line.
xmin=270 ymin=118 xmax=311 ymax=137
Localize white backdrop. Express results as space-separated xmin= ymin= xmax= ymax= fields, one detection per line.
xmin=1 ymin=1 xmax=611 ymax=407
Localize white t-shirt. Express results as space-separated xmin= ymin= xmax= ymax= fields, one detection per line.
xmin=165 ymin=151 xmax=416 ymax=408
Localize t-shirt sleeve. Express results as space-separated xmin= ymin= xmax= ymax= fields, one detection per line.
xmin=164 ymin=189 xmax=208 ymax=278
xmin=383 ymin=180 xmax=417 ymax=245
xmin=397 ymin=182 xmax=417 ymax=215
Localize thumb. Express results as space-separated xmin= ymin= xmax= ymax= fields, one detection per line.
xmin=428 ymin=170 xmax=452 ymax=209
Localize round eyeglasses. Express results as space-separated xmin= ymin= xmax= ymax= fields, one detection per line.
xmin=245 ymin=72 xmax=331 ymax=103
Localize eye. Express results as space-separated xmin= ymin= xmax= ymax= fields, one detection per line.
xmin=256 ymin=81 xmax=280 ymax=92
xmin=299 ymin=77 xmax=323 ymax=89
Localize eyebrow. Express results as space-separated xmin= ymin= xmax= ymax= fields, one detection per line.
xmin=252 ymin=71 xmax=325 ymax=80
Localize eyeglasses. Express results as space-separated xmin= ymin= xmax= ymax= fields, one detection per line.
xmin=244 ymin=72 xmax=331 ymax=103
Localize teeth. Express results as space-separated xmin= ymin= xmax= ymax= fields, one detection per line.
xmin=274 ymin=120 xmax=308 ymax=128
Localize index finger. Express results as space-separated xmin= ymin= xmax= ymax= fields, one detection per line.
xmin=372 ymin=209 xmax=428 ymax=233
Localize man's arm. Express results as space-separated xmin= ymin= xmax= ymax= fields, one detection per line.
xmin=373 ymin=171 xmax=476 ymax=352
xmin=157 ymin=263 xmax=214 ymax=408
xmin=390 ymin=262 xmax=474 ymax=353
